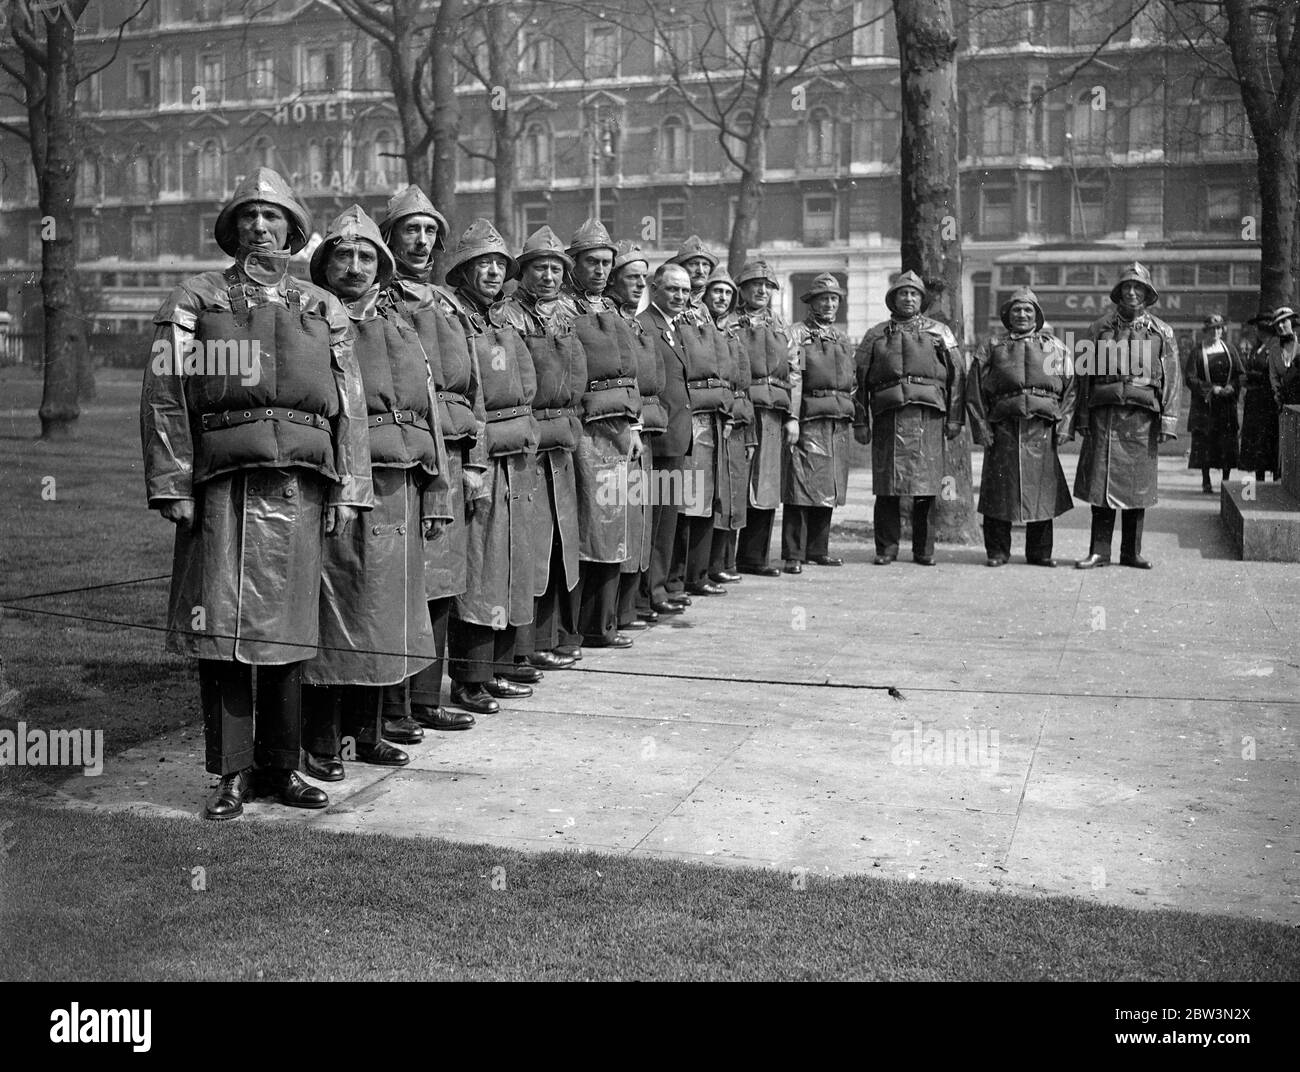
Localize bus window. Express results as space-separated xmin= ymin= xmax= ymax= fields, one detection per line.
xmin=1165 ymin=264 xmax=1195 ymax=286
xmin=1199 ymin=263 xmax=1230 ymax=286
xmin=1064 ymin=264 xmax=1093 ymax=286
xmin=101 ymin=272 xmax=117 ymax=288
xmin=1231 ymin=262 xmax=1259 ymax=286
xmin=1004 ymin=265 xmax=1031 ymax=286
xmin=1031 ymin=265 xmax=1059 ymax=287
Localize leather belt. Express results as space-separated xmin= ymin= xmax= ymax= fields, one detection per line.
xmin=807 ymin=388 xmax=853 ymax=398
xmin=486 ymin=405 xmax=531 ymax=423
xmin=991 ymin=386 xmax=1060 ymax=402
xmin=756 ymin=375 xmax=790 ymax=389
xmin=368 ymin=409 xmax=429 ymax=430
xmin=200 ymin=407 xmax=329 ymax=432
xmin=533 ymin=406 xmax=578 ymax=421
xmin=688 ymin=377 xmax=727 ymax=390
xmin=877 ymin=375 xmax=943 ymax=390
xmin=436 ymin=390 xmax=471 ymax=407
xmin=587 ymin=376 xmax=636 ymax=392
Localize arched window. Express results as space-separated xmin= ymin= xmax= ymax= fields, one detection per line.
xmin=660 ymin=115 xmax=687 ymax=171
xmin=805 ymin=106 xmax=835 ymax=167
xmin=1070 ymin=88 xmax=1108 ymax=154
xmin=307 ymin=140 xmax=324 ymax=185
xmin=77 ymin=153 xmax=100 ymax=201
xmin=723 ymin=111 xmax=751 ymax=167
xmin=130 ymin=154 xmax=153 ymax=198
xmin=372 ymin=128 xmax=396 ymax=187
xmin=520 ymin=122 xmax=551 ymax=180
xmin=197 ymin=139 xmax=224 ymax=197
xmin=250 ymin=135 xmax=275 ymax=171
xmin=981 ymin=97 xmax=1016 ymax=156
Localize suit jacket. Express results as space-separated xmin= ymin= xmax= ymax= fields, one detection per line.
xmin=639 ymin=303 xmax=692 ymax=458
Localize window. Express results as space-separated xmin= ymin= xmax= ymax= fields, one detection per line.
xmin=199 ymin=54 xmax=224 ymax=104
xmin=803 ymin=194 xmax=836 ymax=242
xmin=1231 ymin=262 xmax=1259 ymax=287
xmin=249 ymin=135 xmax=275 ymax=172
xmin=804 ymin=107 xmax=836 ymax=167
xmin=730 ymin=7 xmax=759 ymax=59
xmin=660 ymin=116 xmax=688 ymax=172
xmin=656 ymin=24 xmax=691 ymax=72
xmin=372 ymin=129 xmax=397 ymax=187
xmin=1198 ymin=263 xmax=1231 ymax=286
xmin=1071 ymin=183 xmax=1105 ymax=237
xmin=1162 ymin=263 xmax=1195 ymax=287
xmin=520 ymin=122 xmax=552 ymax=180
xmin=158 ymin=52 xmax=183 ymax=106
xmin=1201 ymin=97 xmax=1249 ymax=154
xmin=853 ymin=0 xmax=890 ymax=56
xmin=1030 ymin=263 xmax=1059 ymax=287
xmin=518 ymin=26 xmax=554 ymax=81
xmin=360 ymin=42 xmax=390 ymax=89
xmin=1127 ymin=81 xmax=1161 ymax=152
xmin=979 ymin=185 xmax=1014 ymax=235
xmin=1204 ymin=184 xmax=1240 ymax=232
xmin=195 ymin=0 xmax=223 ymax=20
xmin=1027 ymin=88 xmax=1046 ymax=153
xmin=249 ymin=52 xmax=275 ymax=99
xmin=78 ymin=219 xmax=100 ymax=261
xmin=1069 ymin=0 xmax=1113 ymax=46
xmin=130 ymin=218 xmax=157 ymax=261
xmin=75 ymin=72 xmax=101 ymax=111
xmin=1064 ymin=264 xmax=1094 ymax=286
xmin=800 ymin=1 xmax=835 ymax=47
xmin=587 ymin=25 xmax=619 ymax=78
xmin=981 ymin=98 xmax=1015 ymax=157
xmin=129 ymin=154 xmax=154 ymax=199
xmin=28 ymin=221 xmax=42 ymax=262
xmin=591 ymin=116 xmax=619 ymax=179
xmin=129 ymin=60 xmax=154 ymax=105
xmin=1070 ymin=89 xmax=1109 ymax=155
xmin=659 ymin=199 xmax=687 ymax=243
xmin=723 ymin=111 xmax=751 ymax=167
xmin=520 ymin=202 xmax=549 ymax=237
xmin=303 ymin=46 xmax=338 ymax=92
xmin=197 ymin=139 xmax=225 ymax=198
xmin=860 ymin=99 xmax=897 ymax=162
xmin=77 ymin=153 xmax=101 ymax=201
xmin=1026 ymin=180 xmax=1044 ymax=229
xmin=160 ymin=144 xmax=183 ymax=195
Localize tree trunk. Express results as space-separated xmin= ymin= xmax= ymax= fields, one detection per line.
xmin=35 ymin=7 xmax=84 ymax=440
xmin=428 ymin=0 xmax=464 ymax=279
xmin=892 ymin=0 xmax=978 ymax=544
xmin=1250 ymin=132 xmax=1298 ymax=316
xmin=391 ymin=41 xmax=432 ymax=192
xmin=726 ymin=83 xmax=772 ymax=276
xmin=487 ymin=1 xmax=516 ymax=246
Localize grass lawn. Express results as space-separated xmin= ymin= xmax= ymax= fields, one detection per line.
xmin=2 ymin=800 xmax=1296 ymax=982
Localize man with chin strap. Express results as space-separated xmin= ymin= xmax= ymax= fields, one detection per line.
xmin=141 ymin=168 xmax=373 ymax=821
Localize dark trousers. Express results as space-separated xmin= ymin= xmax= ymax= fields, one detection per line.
xmin=737 ymin=507 xmax=775 ymax=569
xmin=616 ymin=570 xmax=644 ymax=627
xmin=449 ymin=618 xmax=515 ymax=685
xmin=1089 ymin=506 xmax=1145 ymax=558
xmin=709 ymin=528 xmax=738 ymax=574
xmin=645 ymin=455 xmax=684 ymax=604
xmin=671 ymin=514 xmax=714 ymax=590
xmin=874 ymin=495 xmax=934 ymax=558
xmin=983 ymin=518 xmax=1053 ymax=562
xmin=200 ymin=659 xmax=302 ymax=776
xmin=578 ymin=560 xmax=622 ymax=643
xmin=302 ymin=683 xmax=381 ymax=759
xmin=390 ymin=596 xmax=452 ymax=717
xmin=781 ymin=504 xmax=833 ymax=563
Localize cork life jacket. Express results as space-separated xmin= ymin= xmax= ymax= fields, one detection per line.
xmin=679 ymin=319 xmax=731 ymax=414
xmin=189 ymin=280 xmax=337 ymax=484
xmin=1087 ymin=315 xmax=1166 ymax=413
xmin=743 ymin=319 xmax=794 ymax=413
xmin=800 ymin=323 xmax=856 ymax=421
xmin=571 ymin=310 xmax=641 ymax=421
xmin=712 ymin=320 xmax=752 ymax=427
xmin=350 ymin=310 xmax=438 ymax=473
xmin=865 ymin=319 xmax=949 ymax=416
xmin=405 ymin=294 xmax=478 ymax=443
xmin=983 ymin=333 xmax=1068 ymax=423
xmin=460 ymin=301 xmax=538 ymax=458
xmin=516 ymin=320 xmax=585 ymax=452
xmin=624 ymin=312 xmax=667 ymax=436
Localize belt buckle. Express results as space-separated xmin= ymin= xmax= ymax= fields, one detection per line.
xmin=393 ymin=410 xmax=404 ymax=424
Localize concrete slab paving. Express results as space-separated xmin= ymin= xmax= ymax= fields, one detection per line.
xmin=47 ymin=455 xmax=1299 ymax=924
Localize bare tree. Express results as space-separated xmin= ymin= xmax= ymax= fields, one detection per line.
xmin=0 ymin=0 xmax=146 ymax=439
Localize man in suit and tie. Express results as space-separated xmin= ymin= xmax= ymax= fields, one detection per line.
xmin=637 ymin=264 xmax=693 ymax=616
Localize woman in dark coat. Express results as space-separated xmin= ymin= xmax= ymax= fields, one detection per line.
xmin=1185 ymin=313 xmax=1242 ymax=492
xmin=1238 ymin=325 xmax=1278 ymax=481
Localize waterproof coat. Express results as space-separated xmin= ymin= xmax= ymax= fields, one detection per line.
xmin=736 ymin=307 xmax=801 ymax=509
xmin=618 ymin=302 xmax=659 ymax=573
xmin=713 ymin=313 xmax=752 ymax=530
xmin=854 ymin=314 xmax=965 ymax=497
xmin=141 ymin=265 xmax=372 ymax=664
xmin=450 ymin=288 xmax=539 ymax=627
xmin=1074 ymin=308 xmax=1180 ymax=509
xmin=500 ymin=291 xmax=585 ymax=588
xmin=784 ymin=317 xmax=855 ymax=508
xmin=967 ymin=329 xmax=1075 ymax=523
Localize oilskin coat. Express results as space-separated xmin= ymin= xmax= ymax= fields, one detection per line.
xmin=967 ymin=329 xmax=1075 ymax=523
xmin=386 ymin=271 xmax=488 ymax=601
xmin=1073 ymin=308 xmax=1180 ymax=509
xmin=500 ymin=290 xmax=585 ymax=592
xmin=563 ymin=292 xmax=640 ymax=563
xmin=617 ymin=301 xmax=661 ymax=574
xmin=713 ymin=312 xmax=753 ymax=531
xmin=141 ymin=265 xmax=373 ymax=664
xmin=679 ymin=316 xmax=732 ymax=519
xmin=452 ymin=287 xmax=539 ymax=628
xmin=304 ymin=286 xmax=451 ymax=687
xmin=736 ymin=307 xmax=800 ymax=510
xmin=785 ymin=316 xmax=854 ymax=508
xmin=855 ymin=314 xmax=965 ymax=496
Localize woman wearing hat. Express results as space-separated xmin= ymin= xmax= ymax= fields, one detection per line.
xmin=1185 ymin=313 xmax=1242 ymax=493
xmin=1073 ymin=262 xmax=1180 ymax=569
xmin=1264 ymin=307 xmax=1300 ymax=448
xmin=140 ymin=168 xmax=373 ymax=819
xmin=966 ymin=288 xmax=1075 ymax=566
xmin=782 ymin=273 xmax=856 ymax=572
xmin=1239 ymin=312 xmax=1285 ymax=481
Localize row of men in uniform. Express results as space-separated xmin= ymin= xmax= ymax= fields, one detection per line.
xmin=139 ymin=167 xmax=1182 ymax=821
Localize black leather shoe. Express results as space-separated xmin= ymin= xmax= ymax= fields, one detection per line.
xmin=501 ymin=662 xmax=544 ymax=684
xmin=666 ymin=593 xmax=692 ymax=606
xmin=1119 ymin=554 xmax=1153 ymax=569
xmin=650 ymin=600 xmax=684 ymax=615
xmin=485 ymin=677 xmax=533 ymax=699
xmin=637 ymin=609 xmax=660 ymax=624
xmin=450 ymin=683 xmax=499 ymax=715
xmin=528 ymin=651 xmax=576 ymax=670
xmin=303 ymin=753 xmax=345 ymax=783
xmin=622 ymin=619 xmax=652 ymax=630
xmin=1027 ymin=557 xmax=1057 ymax=568
xmin=709 ymin=571 xmax=742 ymax=584
xmin=913 ymin=555 xmax=935 ymax=566
xmin=587 ymin=632 xmax=634 ymax=649
xmin=809 ymin=555 xmax=843 ymax=567
xmin=738 ymin=564 xmax=781 ymax=577
xmin=412 ymin=704 xmax=476 ymax=731
xmin=205 ymin=770 xmax=251 ymax=821
xmin=356 ymin=740 xmax=410 ymax=766
xmin=783 ymin=561 xmax=803 ymax=574
xmin=687 ymin=581 xmax=726 ymax=595
xmin=986 ymin=555 xmax=1009 ymax=567
xmin=1202 ymin=483 xmax=1214 ymax=494
xmin=873 ymin=554 xmax=896 ymax=566
xmin=382 ymin=715 xmax=425 ymax=745
xmin=554 ymin=645 xmax=582 ymax=661
xmin=258 ymin=770 xmax=329 ymax=810
xmin=1075 ymin=554 xmax=1111 ymax=570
